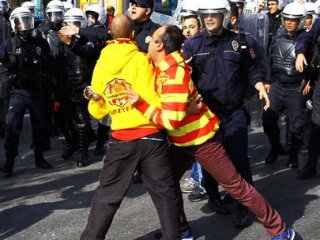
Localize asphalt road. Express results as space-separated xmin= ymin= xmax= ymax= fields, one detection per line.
xmin=0 ymin=116 xmax=319 ymax=240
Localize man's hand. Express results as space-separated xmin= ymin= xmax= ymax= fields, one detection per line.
xmin=264 ymin=83 xmax=271 ymax=93
xmin=302 ymin=81 xmax=311 ymax=95
xmin=83 ymin=86 xmax=103 ymax=101
xmin=58 ymin=31 xmax=72 ymax=45
xmin=59 ymin=23 xmax=80 ymax=36
xmin=255 ymin=82 xmax=270 ymax=110
xmin=126 ymin=89 xmax=140 ymax=106
xmin=187 ymin=94 xmax=203 ymax=115
xmin=295 ymin=53 xmax=307 ymax=73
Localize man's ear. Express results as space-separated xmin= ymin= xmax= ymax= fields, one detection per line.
xmin=131 ymin=30 xmax=135 ymax=40
xmin=156 ymin=41 xmax=164 ymax=52
xmin=145 ymin=7 xmax=152 ymax=16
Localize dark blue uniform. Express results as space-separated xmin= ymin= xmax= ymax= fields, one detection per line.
xmin=183 ymin=29 xmax=264 ymax=223
xmin=0 ymin=34 xmax=51 ymax=175
xmin=295 ymin=19 xmax=320 ymax=178
xmin=263 ymin=27 xmax=307 ymax=168
xmin=133 ymin=19 xmax=160 ymax=53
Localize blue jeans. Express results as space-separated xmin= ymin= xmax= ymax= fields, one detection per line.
xmin=190 ymin=161 xmax=203 ymax=187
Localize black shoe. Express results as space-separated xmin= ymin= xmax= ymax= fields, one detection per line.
xmin=0 ymin=164 xmax=13 ymax=177
xmin=94 ymin=146 xmax=106 ymax=156
xmin=61 ymin=145 xmax=75 ymax=159
xmin=77 ymin=153 xmax=91 ymax=167
xmin=188 ymin=187 xmax=208 ymax=202
xmin=132 ymin=171 xmax=143 ymax=184
xmin=265 ymin=150 xmax=278 ymax=164
xmin=222 ymin=193 xmax=236 ymax=205
xmin=287 ymin=155 xmax=299 ymax=169
xmin=208 ymin=198 xmax=229 ymax=215
xmin=35 ymin=159 xmax=52 ymax=169
xmin=234 ymin=205 xmax=249 ymax=228
xmin=298 ymin=164 xmax=316 ymax=179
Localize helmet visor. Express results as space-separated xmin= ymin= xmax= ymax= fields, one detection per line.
xmin=47 ymin=11 xmax=64 ymax=23
xmin=14 ymin=15 xmax=34 ymax=31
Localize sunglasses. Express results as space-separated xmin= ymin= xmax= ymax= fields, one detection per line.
xmin=130 ymin=1 xmax=149 ymax=8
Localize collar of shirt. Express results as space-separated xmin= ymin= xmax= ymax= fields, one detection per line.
xmin=155 ymin=51 xmax=185 ymax=74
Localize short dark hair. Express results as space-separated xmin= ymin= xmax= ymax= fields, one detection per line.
xmin=158 ymin=25 xmax=184 ymax=55
xmin=229 ymin=2 xmax=239 ymax=19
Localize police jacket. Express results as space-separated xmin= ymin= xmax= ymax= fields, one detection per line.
xmin=268 ymin=27 xmax=304 ymax=85
xmin=78 ymin=25 xmax=111 ymax=42
xmin=0 ymin=34 xmax=50 ymax=91
xmin=62 ymin=36 xmax=91 ymax=103
xmin=183 ymin=29 xmax=264 ymax=113
xmin=133 ymin=19 xmax=160 ymax=53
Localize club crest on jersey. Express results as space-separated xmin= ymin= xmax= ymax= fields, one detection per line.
xmin=231 ymin=40 xmax=239 ymax=52
xmin=104 ymin=78 xmax=132 ymax=107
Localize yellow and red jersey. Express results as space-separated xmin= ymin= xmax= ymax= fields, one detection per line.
xmin=135 ymin=51 xmax=220 ymax=146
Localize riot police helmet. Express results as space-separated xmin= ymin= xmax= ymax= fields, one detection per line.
xmin=10 ymin=7 xmax=34 ymax=39
xmin=21 ymin=1 xmax=36 ymax=15
xmin=198 ymin=0 xmax=231 ymax=35
xmin=45 ymin=0 xmax=65 ymax=26
xmin=180 ymin=0 xmax=198 ymax=20
xmin=62 ymin=1 xmax=73 ymax=12
xmin=281 ymin=2 xmax=306 ymax=30
xmin=304 ymin=2 xmax=318 ymax=18
xmin=84 ymin=3 xmax=105 ymax=26
xmin=64 ymin=8 xmax=85 ymax=28
xmin=0 ymin=0 xmax=9 ymax=15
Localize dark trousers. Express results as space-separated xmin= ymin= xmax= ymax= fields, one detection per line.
xmin=202 ymin=108 xmax=253 ymax=202
xmin=263 ymin=82 xmax=307 ymax=154
xmin=4 ymin=89 xmax=48 ymax=157
xmin=169 ymin=131 xmax=286 ymax=237
xmin=81 ymin=133 xmax=181 ymax=240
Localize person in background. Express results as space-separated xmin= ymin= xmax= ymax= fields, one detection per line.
xmin=105 ymin=5 xmax=115 ymax=29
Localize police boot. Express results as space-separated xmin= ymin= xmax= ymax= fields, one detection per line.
xmin=0 ymin=154 xmax=15 ymax=177
xmin=77 ymin=151 xmax=91 ymax=167
xmin=287 ymin=136 xmax=301 ymax=169
xmin=233 ymin=203 xmax=249 ymax=228
xmin=34 ymin=151 xmax=52 ymax=169
xmin=298 ymin=150 xmax=319 ymax=179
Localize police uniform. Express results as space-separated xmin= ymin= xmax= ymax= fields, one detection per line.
xmin=0 ymin=33 xmax=52 ymax=174
xmin=133 ymin=18 xmax=160 ymax=53
xmin=295 ymin=18 xmax=320 ymax=178
xmin=263 ymin=27 xmax=307 ymax=168
xmin=183 ymin=28 xmax=264 ymax=224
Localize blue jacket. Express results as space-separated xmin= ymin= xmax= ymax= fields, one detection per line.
xmin=295 ymin=18 xmax=320 ymax=55
xmin=183 ymin=29 xmax=264 ymax=113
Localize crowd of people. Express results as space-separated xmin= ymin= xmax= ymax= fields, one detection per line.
xmin=1 ymin=0 xmax=320 ymax=239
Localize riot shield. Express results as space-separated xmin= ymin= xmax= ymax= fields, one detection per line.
xmin=238 ymin=12 xmax=269 ymax=127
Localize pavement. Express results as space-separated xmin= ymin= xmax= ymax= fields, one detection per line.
xmin=0 ymin=115 xmax=320 ymax=240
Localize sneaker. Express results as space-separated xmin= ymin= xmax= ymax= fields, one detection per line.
xmin=153 ymin=227 xmax=194 ymax=240
xmin=180 ymin=227 xmax=194 ymax=240
xmin=188 ymin=187 xmax=208 ymax=202
xmin=181 ymin=178 xmax=199 ymax=193
xmin=272 ymin=228 xmax=295 ymax=240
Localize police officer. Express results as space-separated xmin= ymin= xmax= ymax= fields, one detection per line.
xmin=129 ymin=0 xmax=160 ymax=53
xmin=58 ymin=8 xmax=93 ymax=167
xmin=295 ymin=13 xmax=320 ymax=179
xmin=266 ymin=0 xmax=282 ymax=45
xmin=0 ymin=0 xmax=10 ymax=137
xmin=0 ymin=7 xmax=52 ymax=176
xmin=263 ymin=3 xmax=308 ymax=169
xmin=182 ymin=0 xmax=270 ymax=227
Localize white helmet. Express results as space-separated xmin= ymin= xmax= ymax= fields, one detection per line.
xmin=180 ymin=0 xmax=199 ymax=18
xmin=21 ymin=1 xmax=36 ymax=15
xmin=46 ymin=0 xmax=65 ymax=25
xmin=84 ymin=3 xmax=106 ymax=26
xmin=64 ymin=8 xmax=86 ymax=27
xmin=198 ymin=0 xmax=231 ymax=32
xmin=0 ymin=0 xmax=9 ymax=15
xmin=304 ymin=2 xmax=318 ymax=19
xmin=281 ymin=2 xmax=306 ymax=30
xmin=62 ymin=1 xmax=73 ymax=12
xmin=9 ymin=7 xmax=34 ymax=31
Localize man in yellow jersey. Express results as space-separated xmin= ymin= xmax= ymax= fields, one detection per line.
xmin=126 ymin=25 xmax=296 ymax=240
xmin=80 ymin=15 xmax=181 ymax=240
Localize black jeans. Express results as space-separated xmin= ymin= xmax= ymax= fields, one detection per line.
xmin=81 ymin=132 xmax=181 ymax=240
